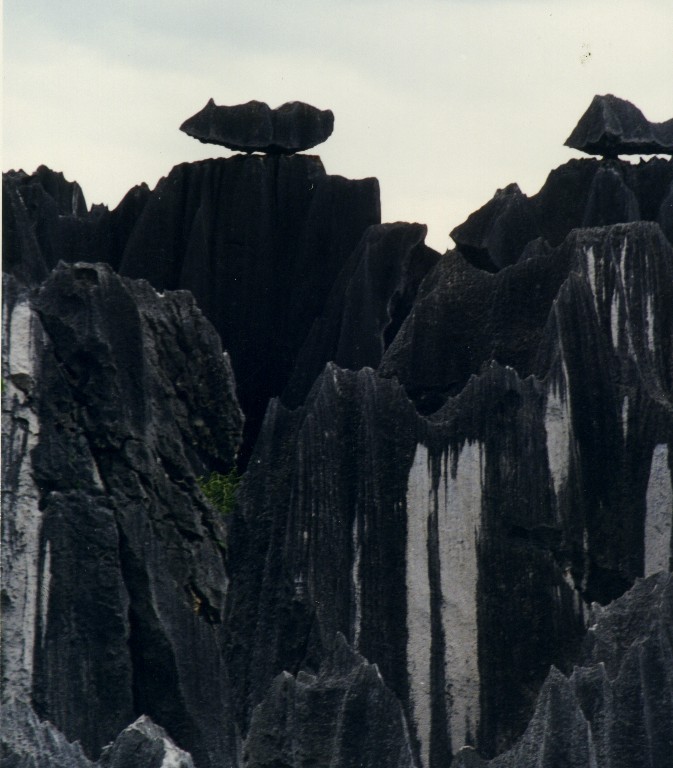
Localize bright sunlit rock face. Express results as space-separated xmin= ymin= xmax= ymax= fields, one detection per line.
xmin=1 ymin=297 xmax=45 ymax=701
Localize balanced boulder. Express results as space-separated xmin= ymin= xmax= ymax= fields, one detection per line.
xmin=180 ymin=99 xmax=334 ymax=153
xmin=565 ymin=94 xmax=673 ymax=157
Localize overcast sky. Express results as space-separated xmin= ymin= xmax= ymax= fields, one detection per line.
xmin=4 ymin=0 xmax=673 ymax=252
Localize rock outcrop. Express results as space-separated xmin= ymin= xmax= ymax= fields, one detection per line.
xmin=451 ymin=158 xmax=673 ymax=270
xmin=2 ymin=263 xmax=243 ymax=767
xmin=1 ymin=698 xmax=96 ymax=768
xmin=3 ymin=166 xmax=150 ymax=281
xmin=2 ymin=96 xmax=672 ymax=768
xmin=180 ymin=99 xmax=334 ymax=154
xmin=0 ymin=701 xmax=195 ymax=768
xmin=565 ymin=94 xmax=673 ymax=158
xmin=4 ymin=157 xmax=380 ymax=464
xmin=243 ymin=634 xmax=416 ymax=767
xmin=98 ymin=716 xmax=196 ymax=768
xmin=454 ymin=572 xmax=673 ymax=768
xmin=283 ymin=222 xmax=441 ymax=407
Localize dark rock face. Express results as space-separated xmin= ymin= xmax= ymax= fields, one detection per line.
xmin=180 ymin=99 xmax=334 ymax=154
xmin=99 ymin=716 xmax=195 ymax=768
xmin=2 ymin=167 xmax=150 ymax=281
xmin=454 ymin=573 xmax=673 ymax=768
xmin=118 ymin=154 xmax=380 ymax=462
xmin=284 ymin=221 xmax=440 ymax=406
xmin=566 ymin=94 xmax=673 ymax=158
xmin=1 ymin=701 xmax=196 ymax=768
xmin=2 ymin=263 xmax=243 ymax=767
xmin=451 ymin=158 xmax=673 ymax=270
xmin=244 ymin=634 xmax=415 ymax=767
xmin=3 ymin=156 xmax=380 ymax=464
xmin=227 ymin=220 xmax=672 ymax=765
xmin=227 ymin=363 xmax=591 ymax=765
xmin=449 ymin=183 xmax=540 ymax=271
xmin=3 ymin=133 xmax=672 ymax=768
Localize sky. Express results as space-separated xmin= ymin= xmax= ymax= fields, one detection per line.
xmin=3 ymin=0 xmax=673 ymax=252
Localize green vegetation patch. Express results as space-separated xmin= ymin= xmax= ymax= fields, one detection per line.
xmin=198 ymin=468 xmax=240 ymax=516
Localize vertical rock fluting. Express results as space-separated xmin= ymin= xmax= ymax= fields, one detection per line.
xmin=227 ymin=361 xmax=586 ymax=765
xmin=243 ymin=634 xmax=417 ymax=767
xmin=226 ymin=219 xmax=672 ymax=765
xmin=454 ymin=572 xmax=673 ymax=768
xmin=2 ymin=166 xmax=150 ymax=279
xmin=2 ymin=262 xmax=243 ymax=767
xmin=283 ymin=221 xmax=440 ymax=407
xmin=2 ymin=157 xmax=380 ymax=463
xmin=117 ymin=154 xmax=381 ymax=462
xmin=2 ymin=118 xmax=672 ymax=768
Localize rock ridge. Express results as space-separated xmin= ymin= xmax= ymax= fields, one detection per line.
xmin=180 ymin=99 xmax=335 ymax=154
xmin=566 ymin=94 xmax=673 ymax=158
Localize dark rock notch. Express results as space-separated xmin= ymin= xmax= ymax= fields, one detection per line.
xmin=283 ymin=221 xmax=441 ymax=407
xmin=454 ymin=572 xmax=673 ymax=768
xmin=180 ymin=99 xmax=334 ymax=154
xmin=2 ymin=263 xmax=243 ymax=767
xmin=566 ymin=94 xmax=673 ymax=158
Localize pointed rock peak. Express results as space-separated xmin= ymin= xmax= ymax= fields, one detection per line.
xmin=180 ymin=98 xmax=334 ymax=154
xmin=99 ymin=716 xmax=195 ymax=768
xmin=565 ymin=94 xmax=673 ymax=158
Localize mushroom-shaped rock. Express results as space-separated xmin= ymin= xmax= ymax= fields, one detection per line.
xmin=565 ymin=94 xmax=673 ymax=157
xmin=180 ymin=99 xmax=334 ymax=154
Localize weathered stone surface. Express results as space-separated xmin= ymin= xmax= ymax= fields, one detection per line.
xmin=385 ymin=222 xmax=673 ymax=418
xmin=451 ymin=157 xmax=673 ymax=270
xmin=2 ymin=173 xmax=50 ymax=287
xmin=658 ymin=180 xmax=673 ymax=242
xmin=284 ymin=222 xmax=440 ymax=406
xmin=450 ymin=183 xmax=540 ymax=271
xmin=227 ymin=362 xmax=589 ymax=765
xmin=0 ymin=701 xmax=198 ymax=768
xmin=565 ymin=94 xmax=673 ymax=157
xmin=3 ymin=115 xmax=672 ymax=768
xmin=455 ymin=573 xmax=673 ymax=768
xmin=99 ymin=716 xmax=195 ymax=768
xmin=244 ymin=634 xmax=415 ymax=768
xmin=2 ymin=168 xmax=150 ymax=281
xmin=180 ymin=99 xmax=334 ymax=154
xmin=379 ymin=244 xmax=570 ymax=411
xmin=2 ymin=263 xmax=243 ymax=767
xmin=118 ymin=154 xmax=380 ymax=462
xmin=1 ymin=699 xmax=96 ymax=768
xmin=3 ymin=158 xmax=379 ymax=463
xmin=226 ymin=219 xmax=672 ymax=765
